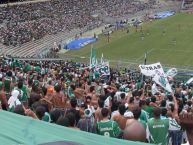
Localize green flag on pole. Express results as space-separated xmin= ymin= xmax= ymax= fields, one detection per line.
xmin=89 ymin=47 xmax=97 ymax=69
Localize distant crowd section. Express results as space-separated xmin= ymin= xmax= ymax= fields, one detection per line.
xmin=0 ymin=0 xmax=157 ymax=47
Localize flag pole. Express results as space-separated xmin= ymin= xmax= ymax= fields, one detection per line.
xmin=141 ymin=51 xmax=147 ymax=82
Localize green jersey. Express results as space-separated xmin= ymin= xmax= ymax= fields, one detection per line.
xmin=21 ymin=85 xmax=28 ymax=102
xmin=144 ymin=106 xmax=154 ymax=118
xmin=140 ymin=109 xmax=149 ymax=123
xmin=34 ymin=66 xmax=41 ymax=73
xmin=97 ymin=120 xmax=122 ymax=138
xmin=4 ymin=77 xmax=12 ymax=94
xmin=147 ymin=118 xmax=169 ymax=145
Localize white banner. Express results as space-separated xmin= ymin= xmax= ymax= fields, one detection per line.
xmin=95 ymin=61 xmax=110 ymax=76
xmin=186 ymin=77 xmax=193 ymax=84
xmin=152 ymin=73 xmax=172 ymax=92
xmin=139 ymin=62 xmax=163 ymax=77
xmin=166 ymin=68 xmax=177 ymax=77
xmin=139 ymin=62 xmax=172 ymax=92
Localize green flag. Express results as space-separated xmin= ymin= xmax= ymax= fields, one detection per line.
xmin=89 ymin=47 xmax=97 ymax=69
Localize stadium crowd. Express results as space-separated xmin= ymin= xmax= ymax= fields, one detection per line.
xmin=0 ymin=57 xmax=193 ymax=145
xmin=0 ymin=0 xmax=157 ymax=46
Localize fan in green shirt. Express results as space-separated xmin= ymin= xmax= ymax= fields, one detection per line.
xmin=146 ymin=107 xmax=169 ymax=145
xmin=4 ymin=75 xmax=12 ymax=96
xmin=97 ymin=108 xmax=122 ymax=138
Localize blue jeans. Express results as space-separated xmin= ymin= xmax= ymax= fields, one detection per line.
xmin=169 ymin=130 xmax=183 ymax=145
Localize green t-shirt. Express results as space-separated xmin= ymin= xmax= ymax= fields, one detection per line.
xmin=144 ymin=106 xmax=154 ymax=119
xmin=21 ymin=85 xmax=28 ymax=102
xmin=4 ymin=77 xmax=12 ymax=93
xmin=147 ymin=118 xmax=169 ymax=145
xmin=140 ymin=109 xmax=149 ymax=123
xmin=26 ymin=64 xmax=31 ymax=72
xmin=97 ymin=120 xmax=122 ymax=138
xmin=34 ymin=66 xmax=41 ymax=73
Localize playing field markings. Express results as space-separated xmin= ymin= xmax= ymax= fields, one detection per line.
xmin=158 ymin=48 xmax=193 ymax=53
xmin=135 ymin=48 xmax=154 ymax=62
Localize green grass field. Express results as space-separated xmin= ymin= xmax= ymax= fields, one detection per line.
xmin=64 ymin=13 xmax=193 ymax=68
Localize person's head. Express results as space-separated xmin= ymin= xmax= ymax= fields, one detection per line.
xmin=50 ymin=109 xmax=64 ymax=123
xmin=139 ymin=100 xmax=146 ymax=108
xmin=14 ymin=105 xmax=25 ymax=116
xmin=167 ymin=95 xmax=173 ymax=102
xmin=160 ymin=100 xmax=166 ymax=108
xmin=70 ymin=98 xmax=77 ymax=108
xmin=90 ymin=86 xmax=95 ymax=93
xmin=66 ymin=113 xmax=76 ymax=127
xmin=161 ymin=108 xmax=167 ymax=117
xmin=153 ymin=107 xmax=161 ymax=119
xmin=54 ymin=84 xmax=61 ymax=93
xmin=56 ymin=116 xmax=70 ymax=127
xmin=18 ymin=80 xmax=23 ymax=89
xmin=98 ymin=99 xmax=104 ymax=108
xmin=129 ymin=97 xmax=134 ymax=104
xmin=101 ymin=108 xmax=109 ymax=118
xmin=35 ymin=106 xmax=46 ymax=120
xmin=151 ymin=96 xmax=156 ymax=103
xmin=132 ymin=90 xmax=140 ymax=100
xmin=86 ymin=96 xmax=92 ymax=104
xmin=118 ymin=104 xmax=126 ymax=115
xmin=132 ymin=107 xmax=141 ymax=120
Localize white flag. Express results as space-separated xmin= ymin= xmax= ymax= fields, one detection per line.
xmin=139 ymin=62 xmax=172 ymax=92
xmin=186 ymin=77 xmax=193 ymax=84
xmin=166 ymin=68 xmax=177 ymax=77
xmin=139 ymin=62 xmax=163 ymax=77
xmin=95 ymin=61 xmax=110 ymax=76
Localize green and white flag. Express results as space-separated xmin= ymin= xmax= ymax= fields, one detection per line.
xmin=90 ymin=47 xmax=97 ymax=69
xmin=96 ymin=61 xmax=110 ymax=76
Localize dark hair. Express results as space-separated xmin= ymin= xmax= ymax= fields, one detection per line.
xmin=120 ymin=93 xmax=126 ymax=99
xmin=28 ymin=94 xmax=41 ymax=107
xmin=118 ymin=104 xmax=126 ymax=115
xmin=56 ymin=116 xmax=70 ymax=127
xmin=153 ymin=107 xmax=161 ymax=118
xmin=169 ymin=104 xmax=175 ymax=112
xmin=42 ymin=87 xmax=47 ymax=96
xmin=54 ymin=84 xmax=61 ymax=93
xmin=18 ymin=81 xmax=23 ymax=89
xmin=98 ymin=99 xmax=104 ymax=108
xmin=14 ymin=105 xmax=25 ymax=116
xmin=132 ymin=90 xmax=140 ymax=97
xmin=66 ymin=113 xmax=76 ymax=127
xmin=129 ymin=97 xmax=134 ymax=104
xmin=161 ymin=108 xmax=167 ymax=117
xmin=35 ymin=106 xmax=46 ymax=120
xmin=160 ymin=100 xmax=166 ymax=108
xmin=139 ymin=100 xmax=146 ymax=107
xmin=50 ymin=109 xmax=64 ymax=123
xmin=151 ymin=96 xmax=156 ymax=103
xmin=90 ymin=86 xmax=95 ymax=93
xmin=167 ymin=95 xmax=173 ymax=102
xmin=132 ymin=108 xmax=141 ymax=120
xmin=70 ymin=98 xmax=77 ymax=108
xmin=101 ymin=108 xmax=109 ymax=118
xmin=70 ymin=84 xmax=76 ymax=91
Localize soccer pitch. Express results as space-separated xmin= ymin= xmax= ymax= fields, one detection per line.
xmin=64 ymin=13 xmax=193 ymax=69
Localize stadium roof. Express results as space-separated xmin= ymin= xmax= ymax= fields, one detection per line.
xmin=0 ymin=110 xmax=152 ymax=145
